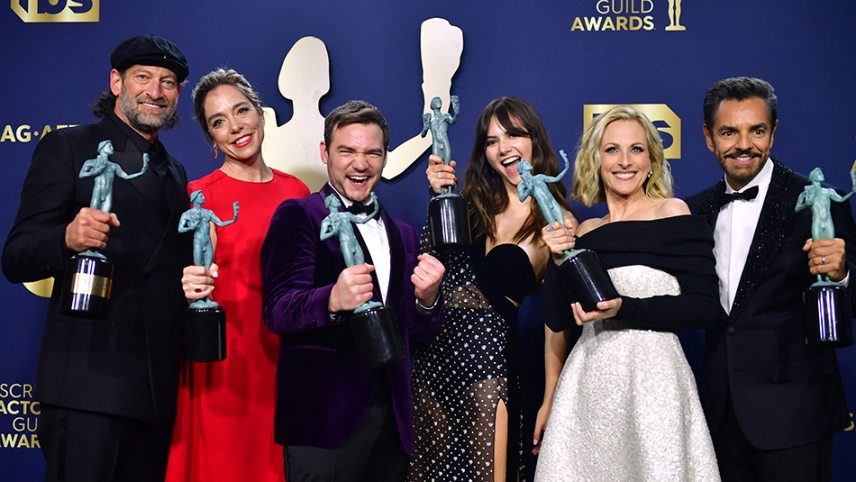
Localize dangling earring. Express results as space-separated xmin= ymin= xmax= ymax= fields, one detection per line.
xmin=212 ymin=144 xmax=219 ymax=159
xmin=646 ymin=171 xmax=653 ymax=179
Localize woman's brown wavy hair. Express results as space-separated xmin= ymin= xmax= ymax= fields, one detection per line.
xmin=462 ymin=97 xmax=572 ymax=243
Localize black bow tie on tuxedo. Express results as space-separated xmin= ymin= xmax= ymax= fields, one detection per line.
xmin=717 ymin=186 xmax=759 ymax=208
xmin=346 ymin=201 xmax=379 ymax=220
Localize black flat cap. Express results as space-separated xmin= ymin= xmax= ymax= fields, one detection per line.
xmin=110 ymin=34 xmax=189 ymax=83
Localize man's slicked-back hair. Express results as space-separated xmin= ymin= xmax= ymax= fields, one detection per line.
xmin=703 ymin=77 xmax=778 ymax=129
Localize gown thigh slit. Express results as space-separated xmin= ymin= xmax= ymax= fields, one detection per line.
xmin=410 ymin=229 xmax=537 ymax=481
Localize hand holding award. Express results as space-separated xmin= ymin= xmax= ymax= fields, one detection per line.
xmin=518 ymin=151 xmax=618 ymax=311
xmin=321 ymin=193 xmax=404 ymax=367
xmin=422 ymin=95 xmax=471 ymax=250
xmin=61 ymin=140 xmax=148 ymax=317
xmin=795 ymin=167 xmax=855 ymax=346
xmin=178 ymin=190 xmax=239 ymax=361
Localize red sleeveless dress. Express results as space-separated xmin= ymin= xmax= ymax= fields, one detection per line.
xmin=166 ymin=168 xmax=309 ymax=482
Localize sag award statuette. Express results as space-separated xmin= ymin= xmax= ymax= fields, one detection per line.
xmin=321 ymin=193 xmax=405 ymax=368
xmin=61 ymin=140 xmax=148 ymax=317
xmin=421 ymin=95 xmax=470 ymax=250
xmin=794 ymin=167 xmax=856 ymax=347
xmin=518 ymin=151 xmax=618 ymax=311
xmin=178 ymin=191 xmax=239 ymax=362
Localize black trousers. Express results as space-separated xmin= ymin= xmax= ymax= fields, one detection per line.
xmin=39 ymin=404 xmax=172 ymax=482
xmin=283 ymin=387 xmax=408 ymax=482
xmin=713 ymin=395 xmax=833 ymax=482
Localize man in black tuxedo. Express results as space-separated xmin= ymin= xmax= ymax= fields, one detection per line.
xmin=2 ymin=35 xmax=192 ymax=482
xmin=687 ymin=77 xmax=855 ymax=481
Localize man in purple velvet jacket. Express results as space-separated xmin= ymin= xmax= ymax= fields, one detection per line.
xmin=261 ymin=100 xmax=445 ymax=481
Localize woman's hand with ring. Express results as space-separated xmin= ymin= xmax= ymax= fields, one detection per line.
xmin=426 ymin=154 xmax=458 ymax=193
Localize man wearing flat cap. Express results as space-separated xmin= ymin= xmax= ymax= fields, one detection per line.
xmin=2 ymin=34 xmax=192 ymax=482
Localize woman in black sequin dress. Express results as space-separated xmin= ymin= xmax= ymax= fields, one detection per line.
xmin=408 ymin=97 xmax=575 ymax=481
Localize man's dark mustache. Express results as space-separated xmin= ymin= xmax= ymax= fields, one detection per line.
xmin=726 ymin=149 xmax=761 ymax=159
xmin=137 ymin=95 xmax=169 ymax=107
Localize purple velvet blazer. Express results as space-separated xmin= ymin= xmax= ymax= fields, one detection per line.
xmin=261 ymin=184 xmax=442 ymax=453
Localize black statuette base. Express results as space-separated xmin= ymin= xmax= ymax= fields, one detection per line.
xmin=428 ymin=194 xmax=471 ymax=251
xmin=185 ymin=307 xmax=227 ymax=362
xmin=803 ymin=284 xmax=853 ymax=347
xmin=558 ymin=250 xmax=619 ymax=312
xmin=60 ymin=254 xmax=114 ymax=318
xmin=349 ymin=306 xmax=405 ymax=368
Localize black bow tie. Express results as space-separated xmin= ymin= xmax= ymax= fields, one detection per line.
xmin=718 ymin=186 xmax=759 ymax=208
xmin=346 ymin=201 xmax=379 ymax=220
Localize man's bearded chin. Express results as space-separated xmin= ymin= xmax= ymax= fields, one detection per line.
xmin=119 ymin=92 xmax=179 ymax=132
xmin=129 ymin=108 xmax=179 ymax=132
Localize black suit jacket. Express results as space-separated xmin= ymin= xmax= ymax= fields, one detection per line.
xmin=2 ymin=117 xmax=191 ymax=423
xmin=687 ymin=159 xmax=854 ymax=450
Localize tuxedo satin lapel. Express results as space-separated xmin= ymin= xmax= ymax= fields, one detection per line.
xmin=318 ymin=185 xmax=345 ymax=265
xmin=164 ymin=156 xmax=182 ymax=212
xmin=98 ymin=119 xmax=129 ymax=153
xmin=729 ymin=161 xmax=798 ymax=321
xmin=313 ymin=190 xmax=347 ymax=277
xmin=142 ymin=162 xmax=187 ymax=275
xmin=382 ymin=208 xmax=404 ymax=308
xmin=696 ymin=184 xmax=732 ymax=326
xmin=142 ymin=221 xmax=172 ymax=274
xmin=695 ymin=180 xmax=727 ymax=228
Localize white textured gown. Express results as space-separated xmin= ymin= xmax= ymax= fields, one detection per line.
xmin=535 ymin=217 xmax=721 ymax=482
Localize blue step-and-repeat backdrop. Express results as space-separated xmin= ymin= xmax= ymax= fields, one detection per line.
xmin=1 ymin=1 xmax=854 ymax=480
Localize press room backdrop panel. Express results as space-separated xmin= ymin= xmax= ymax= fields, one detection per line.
xmin=1 ymin=1 xmax=854 ymax=480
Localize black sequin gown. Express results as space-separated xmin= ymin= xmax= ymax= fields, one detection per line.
xmin=409 ymin=229 xmax=537 ymax=482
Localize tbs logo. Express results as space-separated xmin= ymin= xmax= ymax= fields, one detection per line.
xmin=11 ymin=0 xmax=99 ymax=23
xmin=584 ymin=104 xmax=682 ymax=160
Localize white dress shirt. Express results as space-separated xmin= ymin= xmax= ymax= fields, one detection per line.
xmin=713 ymin=159 xmax=773 ymax=313
xmin=330 ymin=186 xmax=391 ymax=303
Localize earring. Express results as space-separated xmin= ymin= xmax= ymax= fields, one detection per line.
xmin=647 ymin=171 xmax=653 ymax=179
xmin=212 ymin=144 xmax=219 ymax=158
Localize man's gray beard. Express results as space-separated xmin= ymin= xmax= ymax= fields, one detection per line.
xmin=117 ymin=90 xmax=179 ymax=133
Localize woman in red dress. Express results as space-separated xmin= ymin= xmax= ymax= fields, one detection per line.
xmin=166 ymin=69 xmax=309 ymax=482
